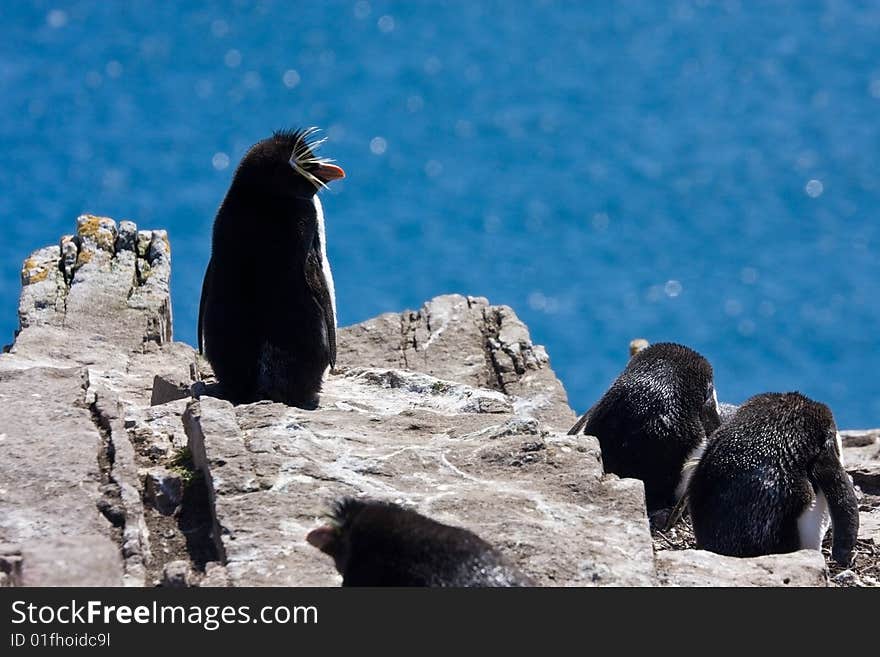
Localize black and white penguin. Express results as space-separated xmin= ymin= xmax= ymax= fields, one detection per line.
xmin=198 ymin=128 xmax=343 ymax=408
xmin=682 ymin=392 xmax=858 ymax=565
xmin=568 ymin=342 xmax=721 ymax=511
xmin=306 ymin=498 xmax=534 ymax=587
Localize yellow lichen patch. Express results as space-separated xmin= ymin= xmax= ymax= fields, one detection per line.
xmin=21 ymin=257 xmax=49 ymax=285
xmin=77 ymin=250 xmax=94 ymax=266
xmin=76 ymin=214 xmax=117 ymax=251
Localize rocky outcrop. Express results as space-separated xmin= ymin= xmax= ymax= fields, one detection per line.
xmin=1 ymin=216 xmax=878 ymax=586
xmin=656 ymin=549 xmax=828 ymax=587
xmin=1 ymin=215 xmax=174 ymax=586
xmin=335 ymin=294 xmax=575 ymax=429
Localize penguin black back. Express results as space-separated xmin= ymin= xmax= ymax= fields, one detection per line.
xmin=686 ymin=392 xmax=858 ymax=565
xmin=568 ymin=342 xmax=721 ymax=511
xmin=307 ymin=498 xmax=534 ymax=587
xmin=199 ymin=128 xmax=343 ymax=408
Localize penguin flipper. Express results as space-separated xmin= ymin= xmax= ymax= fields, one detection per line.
xmin=811 ymin=444 xmax=859 ymax=566
xmin=305 ymin=249 xmax=337 ymax=369
xmin=198 ymin=256 xmax=214 ymax=355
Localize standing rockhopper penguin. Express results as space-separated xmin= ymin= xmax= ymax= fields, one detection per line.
xmin=683 ymin=392 xmax=859 ymax=565
xmin=307 ymin=498 xmax=535 ymax=587
xmin=568 ymin=342 xmax=721 ymax=511
xmin=199 ymin=128 xmax=344 ymax=408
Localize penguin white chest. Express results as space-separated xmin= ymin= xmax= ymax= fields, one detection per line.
xmin=312 ymin=195 xmax=337 ymax=329
xmin=797 ymin=488 xmax=831 ymax=550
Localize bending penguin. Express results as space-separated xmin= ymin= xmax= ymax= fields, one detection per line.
xmin=568 ymin=342 xmax=721 ymax=511
xmin=680 ymin=392 xmax=858 ymax=565
xmin=306 ymin=498 xmax=534 ymax=587
xmin=199 ymin=128 xmax=343 ymax=408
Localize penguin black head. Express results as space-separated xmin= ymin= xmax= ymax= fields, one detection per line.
xmin=306 ymin=498 xmax=534 ymax=587
xmin=230 ymin=127 xmax=345 ymax=201
xmin=568 ymin=342 xmax=721 ymax=510
xmin=628 ymin=342 xmax=722 ymax=437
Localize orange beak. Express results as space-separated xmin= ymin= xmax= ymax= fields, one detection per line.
xmin=315 ymin=163 xmax=346 ymax=182
xmin=306 ymin=525 xmax=337 ymax=554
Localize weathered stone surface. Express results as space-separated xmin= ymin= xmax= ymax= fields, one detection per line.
xmin=20 ymin=535 xmax=124 ymax=587
xmin=337 ymin=294 xmax=576 ymax=430
xmin=161 ymin=560 xmax=192 ymax=588
xmin=851 ymin=466 xmax=880 ymax=494
xmin=7 ymin=217 xmax=879 ymax=587
xmin=199 ymin=562 xmax=230 ymax=588
xmin=0 ymin=366 xmax=125 ymax=586
xmin=9 ymin=215 xmax=172 ymax=375
xmin=142 ymin=467 xmax=184 ymax=516
xmin=0 ymin=544 xmax=24 ymax=587
xmin=150 ymin=374 xmax=191 ymax=406
xmin=858 ymin=507 xmax=880 ymax=544
xmin=655 ymin=549 xmax=828 ymax=587
xmin=831 ymin=569 xmax=864 ymax=587
xmin=184 ymin=371 xmax=654 ymax=587
xmin=718 ymin=402 xmax=739 ymax=423
xmin=841 ymin=430 xmax=880 ymax=473
xmin=841 ymin=429 xmax=880 ymax=449
xmin=0 ymin=217 xmax=176 ymax=586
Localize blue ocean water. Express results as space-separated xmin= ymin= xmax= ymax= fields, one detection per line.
xmin=1 ymin=1 xmax=878 ymax=427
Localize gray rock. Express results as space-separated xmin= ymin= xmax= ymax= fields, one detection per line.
xmin=183 ymin=369 xmax=654 ymax=586
xmin=199 ymin=562 xmax=230 ymax=588
xmin=0 ymin=216 xmax=177 ymax=586
xmin=718 ymin=402 xmax=739 ymax=424
xmin=0 ymin=366 xmax=125 ymax=586
xmin=0 ymin=544 xmax=23 ymax=587
xmin=116 ymin=220 xmax=138 ymax=253
xmin=161 ymin=560 xmax=192 ymax=588
xmin=858 ymin=507 xmax=880 ymax=544
xmin=20 ymin=535 xmax=124 ymax=587
xmin=337 ymin=294 xmax=576 ymax=430
xmin=841 ymin=430 xmax=880 ymax=473
xmin=150 ymin=374 xmax=191 ymax=406
xmin=655 ymin=549 xmax=828 ymax=587
xmin=831 ymin=569 xmax=862 ymax=587
xmin=850 ymin=466 xmax=880 ymax=494
xmin=841 ymin=429 xmax=879 ymax=448
xmin=142 ymin=467 xmax=184 ymax=516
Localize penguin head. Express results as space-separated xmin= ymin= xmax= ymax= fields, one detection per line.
xmin=232 ymin=127 xmax=345 ymax=201
xmin=282 ymin=126 xmax=346 ymax=192
xmin=306 ymin=497 xmax=363 ymax=576
xmin=743 ymin=392 xmax=838 ymax=451
xmin=631 ymin=342 xmax=721 ymax=436
xmin=307 ymin=498 xmax=535 ymax=586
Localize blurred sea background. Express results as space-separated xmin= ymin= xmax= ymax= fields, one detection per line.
xmin=1 ymin=0 xmax=878 ymax=426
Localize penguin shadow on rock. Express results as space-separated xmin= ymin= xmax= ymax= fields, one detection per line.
xmin=568 ymin=341 xmax=722 ymax=525
xmin=307 ymin=498 xmax=535 ymax=587
xmin=198 ymin=128 xmax=343 ymax=410
xmin=673 ymin=392 xmax=859 ymax=567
